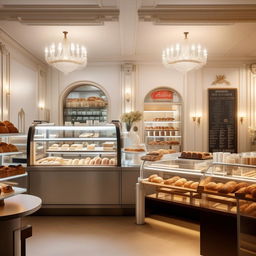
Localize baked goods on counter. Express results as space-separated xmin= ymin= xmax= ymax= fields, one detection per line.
xmin=148 ymin=140 xmax=180 ymax=145
xmin=0 ymin=183 xmax=14 ymax=194
xmin=145 ymin=126 xmax=178 ymax=131
xmin=36 ymin=156 xmax=117 ymax=166
xmin=141 ymin=152 xmax=163 ymax=161
xmin=149 ymin=149 xmax=176 ymax=155
xmin=146 ymin=174 xmax=199 ymax=190
xmin=0 ymin=165 xmax=25 ymax=178
xmin=0 ymin=142 xmax=18 ymax=153
xmin=152 ymin=117 xmax=175 ymax=122
xmin=0 ymin=121 xmax=19 ymax=133
xmin=65 ymin=97 xmax=107 ymax=108
xmin=180 ymin=151 xmax=212 ymax=160
xmin=102 ymin=142 xmax=115 ymax=151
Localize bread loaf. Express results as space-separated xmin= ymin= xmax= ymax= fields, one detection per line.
xmin=148 ymin=174 xmax=158 ymax=182
xmin=251 ymin=188 xmax=256 ymax=199
xmin=164 ymin=176 xmax=180 ymax=185
xmin=174 ymin=178 xmax=187 ymax=187
xmin=184 ymin=180 xmax=194 ymax=188
xmin=245 ymin=184 xmax=256 ymax=194
xmin=236 ymin=187 xmax=247 ymax=194
xmin=234 ymin=182 xmax=248 ymax=192
xmin=190 ymin=182 xmax=199 ymax=189
xmin=151 ymin=177 xmax=163 ymax=183
xmin=218 ymin=183 xmax=234 ymax=194
xmin=205 ymin=182 xmax=217 ymax=191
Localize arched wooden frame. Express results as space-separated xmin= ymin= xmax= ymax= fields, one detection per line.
xmin=59 ymin=80 xmax=111 ymax=125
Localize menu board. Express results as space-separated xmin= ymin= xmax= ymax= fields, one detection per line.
xmin=208 ymin=89 xmax=237 ymax=153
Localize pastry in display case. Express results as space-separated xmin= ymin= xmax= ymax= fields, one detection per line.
xmin=143 ymin=88 xmax=182 ymax=152
xmin=63 ymin=85 xmax=108 ymax=125
xmin=136 ymin=153 xmax=256 ymax=225
xmin=27 ymin=123 xmax=121 ymax=167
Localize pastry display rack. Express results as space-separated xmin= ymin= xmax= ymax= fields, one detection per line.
xmin=143 ymin=88 xmax=183 ymax=152
xmin=1 ymin=133 xmax=28 ymax=166
xmin=136 ymin=158 xmax=256 ymax=224
xmin=63 ymin=85 xmax=108 ymax=125
xmin=27 ymin=122 xmax=121 ymax=167
xmin=0 ymin=133 xmax=27 ymax=166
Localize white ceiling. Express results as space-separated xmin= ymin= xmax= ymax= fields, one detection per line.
xmin=0 ymin=0 xmax=256 ymax=64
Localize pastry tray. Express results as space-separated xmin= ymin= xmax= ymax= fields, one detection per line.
xmin=178 ymin=156 xmax=213 ymax=160
xmin=0 ymin=187 xmax=27 ymax=200
xmin=0 ymin=172 xmax=27 ymax=182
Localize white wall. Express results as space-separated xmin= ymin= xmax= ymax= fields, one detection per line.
xmin=10 ymin=59 xmax=38 ymax=130
xmin=47 ymin=64 xmax=121 ymax=124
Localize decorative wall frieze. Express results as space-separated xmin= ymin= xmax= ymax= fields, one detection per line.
xmin=0 ymin=5 xmax=119 ymax=25
xmin=211 ymin=75 xmax=230 ymax=86
xmin=138 ymin=4 xmax=256 ymax=24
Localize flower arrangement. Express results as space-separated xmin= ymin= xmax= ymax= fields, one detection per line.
xmin=121 ymin=111 xmax=143 ymax=131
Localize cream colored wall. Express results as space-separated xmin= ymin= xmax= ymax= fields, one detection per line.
xmin=47 ymin=64 xmax=121 ymax=125
xmin=0 ymin=30 xmax=47 ymax=131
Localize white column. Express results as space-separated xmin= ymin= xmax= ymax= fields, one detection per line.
xmin=121 ymin=63 xmax=136 ymax=113
xmin=0 ymin=42 xmax=10 ymax=121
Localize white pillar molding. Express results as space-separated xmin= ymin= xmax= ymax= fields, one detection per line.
xmin=121 ymin=63 xmax=136 ymax=113
xmin=38 ymin=69 xmax=47 ymax=120
xmin=0 ymin=42 xmax=10 ymax=121
xmin=247 ymin=64 xmax=256 ymax=150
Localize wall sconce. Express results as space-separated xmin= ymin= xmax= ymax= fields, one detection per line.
xmin=125 ymin=91 xmax=131 ymax=103
xmin=239 ymin=114 xmax=246 ymax=124
xmin=192 ymin=115 xmax=201 ymax=125
xmin=38 ymin=102 xmax=45 ymax=110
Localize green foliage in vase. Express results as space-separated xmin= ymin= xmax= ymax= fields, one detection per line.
xmin=121 ymin=111 xmax=143 ymax=125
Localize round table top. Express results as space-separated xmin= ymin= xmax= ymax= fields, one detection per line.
xmin=0 ymin=194 xmax=42 ymax=220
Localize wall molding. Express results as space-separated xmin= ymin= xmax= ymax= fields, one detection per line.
xmin=0 ymin=4 xmax=119 ymax=25
xmin=138 ymin=4 xmax=256 ymax=24
xmin=0 ymin=28 xmax=46 ymax=70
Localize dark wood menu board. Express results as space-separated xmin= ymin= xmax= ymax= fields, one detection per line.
xmin=208 ymin=89 xmax=237 ymax=153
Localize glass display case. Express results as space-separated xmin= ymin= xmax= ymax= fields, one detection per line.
xmin=143 ymin=88 xmax=183 ymax=152
xmin=136 ymin=159 xmax=256 ymax=224
xmin=27 ymin=123 xmax=121 ymax=167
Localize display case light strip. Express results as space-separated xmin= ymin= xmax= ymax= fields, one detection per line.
xmin=143 ymin=166 xmax=203 ymax=176
xmin=146 ymin=135 xmax=181 ymax=138
xmin=210 ymin=174 xmax=256 ymax=183
xmin=144 ymin=111 xmax=176 ymax=113
xmin=35 ymin=125 xmax=114 ymax=131
xmin=144 ymin=121 xmax=181 ymax=124
xmin=34 ymin=138 xmax=117 ymax=141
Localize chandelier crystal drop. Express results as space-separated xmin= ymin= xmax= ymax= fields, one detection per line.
xmin=45 ymin=31 xmax=87 ymax=74
xmin=162 ymin=32 xmax=208 ymax=73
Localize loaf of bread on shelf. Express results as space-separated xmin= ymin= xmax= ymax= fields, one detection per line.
xmin=101 ymin=158 xmax=109 ymax=165
xmin=190 ymin=182 xmax=199 ymax=189
xmin=0 ymin=183 xmax=14 ymax=193
xmin=3 ymin=121 xmax=19 ymax=133
xmin=218 ymin=182 xmax=237 ymax=194
xmin=7 ymin=144 xmax=18 ymax=152
xmin=174 ymin=178 xmax=187 ymax=187
xmin=148 ymin=174 xmax=158 ymax=182
xmin=87 ymin=144 xmax=96 ymax=150
xmin=251 ymin=188 xmax=256 ymax=199
xmin=151 ymin=177 xmax=163 ymax=183
xmin=84 ymin=157 xmax=91 ymax=165
xmin=244 ymin=203 xmax=256 ymax=214
xmin=233 ymin=182 xmax=249 ymax=192
xmin=164 ymin=176 xmax=180 ymax=185
xmin=245 ymin=184 xmax=256 ymax=194
xmin=184 ymin=180 xmax=194 ymax=188
xmin=0 ymin=142 xmax=10 ymax=152
xmin=0 ymin=122 xmax=9 ymax=133
xmin=205 ymin=182 xmax=217 ymax=191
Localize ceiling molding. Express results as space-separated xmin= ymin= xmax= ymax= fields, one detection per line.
xmin=138 ymin=4 xmax=256 ymax=24
xmin=0 ymin=4 xmax=119 ymax=25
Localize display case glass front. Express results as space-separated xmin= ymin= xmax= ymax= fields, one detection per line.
xmin=27 ymin=123 xmax=121 ymax=167
xmin=139 ymin=158 xmax=256 ymax=215
xmin=143 ymin=87 xmax=182 ymax=152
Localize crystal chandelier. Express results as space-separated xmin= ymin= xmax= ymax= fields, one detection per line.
xmin=45 ymin=31 xmax=87 ymax=74
xmin=162 ymin=32 xmax=208 ymax=73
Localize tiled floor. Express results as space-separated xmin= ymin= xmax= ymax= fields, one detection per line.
xmin=23 ymin=216 xmax=200 ymax=256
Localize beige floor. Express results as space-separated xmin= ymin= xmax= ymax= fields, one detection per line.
xmin=22 ymin=216 xmax=200 ymax=256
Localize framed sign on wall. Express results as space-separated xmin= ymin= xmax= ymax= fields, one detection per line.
xmin=208 ymin=88 xmax=237 ymax=153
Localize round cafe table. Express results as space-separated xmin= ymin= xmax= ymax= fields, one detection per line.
xmin=0 ymin=194 xmax=42 ymax=256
